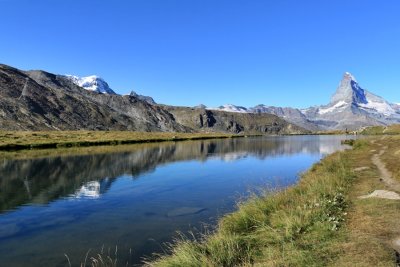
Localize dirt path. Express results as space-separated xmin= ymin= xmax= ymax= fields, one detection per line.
xmin=371 ymin=148 xmax=400 ymax=192
xmin=369 ymin=146 xmax=400 ymax=264
xmin=359 ymin=146 xmax=400 ymax=198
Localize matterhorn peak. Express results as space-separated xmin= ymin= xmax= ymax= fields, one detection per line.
xmin=330 ymin=72 xmax=367 ymax=104
xmin=343 ymin=72 xmax=357 ymax=82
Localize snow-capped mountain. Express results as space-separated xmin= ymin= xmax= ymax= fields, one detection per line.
xmin=65 ymin=75 xmax=157 ymax=105
xmin=318 ymin=72 xmax=398 ymax=117
xmin=209 ymin=104 xmax=248 ymax=113
xmin=207 ymin=72 xmax=400 ymax=130
xmin=59 ymin=71 xmax=400 ymax=130
xmin=299 ymin=72 xmax=400 ymax=129
xmin=65 ymin=75 xmax=116 ymax=94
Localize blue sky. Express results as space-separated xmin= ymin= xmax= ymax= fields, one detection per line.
xmin=1 ymin=0 xmax=400 ymax=108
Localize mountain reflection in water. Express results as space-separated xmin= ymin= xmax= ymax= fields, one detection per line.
xmin=0 ymin=136 xmax=347 ymax=213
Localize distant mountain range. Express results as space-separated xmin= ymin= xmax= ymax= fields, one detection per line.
xmin=1 ymin=63 xmax=398 ymax=132
xmin=0 ymin=63 xmax=303 ymax=134
xmin=207 ymin=72 xmax=400 ymax=130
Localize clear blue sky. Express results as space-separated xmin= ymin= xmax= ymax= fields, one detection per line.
xmin=1 ymin=0 xmax=400 ymax=108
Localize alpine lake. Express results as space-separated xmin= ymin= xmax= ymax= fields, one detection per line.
xmin=0 ymin=135 xmax=352 ymax=266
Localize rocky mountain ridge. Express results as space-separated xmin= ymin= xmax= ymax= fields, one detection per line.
xmin=0 ymin=63 xmax=304 ymax=134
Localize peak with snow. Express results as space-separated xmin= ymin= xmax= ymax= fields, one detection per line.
xmin=209 ymin=104 xmax=248 ymax=113
xmin=330 ymin=72 xmax=367 ymax=104
xmin=65 ymin=75 xmax=116 ymax=94
xmin=344 ymin=72 xmax=357 ymax=82
xmin=302 ymin=73 xmax=400 ymax=129
xmin=65 ymin=75 xmax=158 ymax=105
xmin=323 ymin=72 xmax=398 ymax=117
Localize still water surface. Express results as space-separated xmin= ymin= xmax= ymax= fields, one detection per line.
xmin=0 ymin=135 xmax=350 ymax=266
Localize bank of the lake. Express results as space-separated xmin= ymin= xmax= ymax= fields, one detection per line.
xmin=0 ymin=130 xmax=353 ymax=153
xmin=0 ymin=131 xmax=246 ymax=151
xmin=147 ymin=136 xmax=400 ymax=266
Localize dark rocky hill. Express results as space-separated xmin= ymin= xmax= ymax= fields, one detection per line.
xmin=0 ymin=64 xmax=189 ymax=131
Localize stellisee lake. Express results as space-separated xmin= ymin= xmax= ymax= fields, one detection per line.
xmin=0 ymin=135 xmax=351 ymax=266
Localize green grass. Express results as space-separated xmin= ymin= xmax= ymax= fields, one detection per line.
xmin=145 ymin=152 xmax=355 ymax=266
xmin=359 ymin=126 xmax=386 ymax=135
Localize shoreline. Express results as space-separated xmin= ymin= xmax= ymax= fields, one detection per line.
xmin=0 ymin=132 xmax=343 ymax=160
xmin=0 ymin=129 xmax=354 ymax=153
xmin=0 ymin=131 xmax=252 ymax=152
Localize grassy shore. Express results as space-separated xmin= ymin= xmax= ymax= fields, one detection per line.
xmin=0 ymin=131 xmax=244 ymax=151
xmin=359 ymin=124 xmax=400 ymax=135
xmin=145 ymin=135 xmax=400 ymax=266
